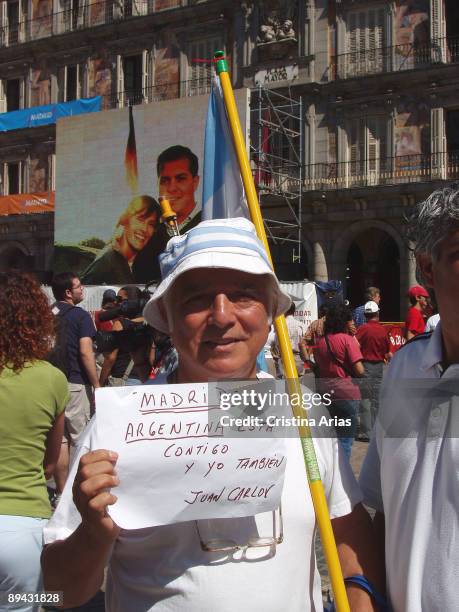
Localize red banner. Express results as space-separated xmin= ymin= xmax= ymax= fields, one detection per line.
xmin=0 ymin=192 xmax=55 ymax=215
xmin=383 ymin=323 xmax=406 ymax=354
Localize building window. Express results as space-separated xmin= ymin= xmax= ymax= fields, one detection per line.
xmin=58 ymin=64 xmax=81 ymax=102
xmin=347 ymin=116 xmax=387 ymax=184
xmin=186 ymin=36 xmax=223 ymax=97
xmin=7 ymin=1 xmax=19 ymax=45
xmin=61 ymin=0 xmax=84 ymax=33
xmin=6 ymin=78 xmax=21 ymax=110
xmin=8 ymin=163 xmax=20 ymax=193
xmin=123 ymin=54 xmax=143 ymax=103
xmin=346 ymin=8 xmax=385 ymax=77
xmin=67 ymin=65 xmax=78 ymax=100
xmin=1 ymin=161 xmax=23 ymax=195
xmin=116 ymin=51 xmax=151 ymax=106
xmin=445 ymin=1 xmax=459 ymax=61
xmin=122 ymin=0 xmax=147 ymax=17
xmin=446 ymin=109 xmax=459 ymax=168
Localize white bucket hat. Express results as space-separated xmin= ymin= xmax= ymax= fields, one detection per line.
xmin=143 ymin=217 xmax=291 ymax=333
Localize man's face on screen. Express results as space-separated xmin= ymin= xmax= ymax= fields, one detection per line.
xmin=158 ymin=158 xmax=199 ymax=217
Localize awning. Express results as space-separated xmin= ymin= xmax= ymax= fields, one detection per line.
xmin=0 ymin=192 xmax=55 ymax=215
xmin=0 ymin=97 xmax=101 ymax=132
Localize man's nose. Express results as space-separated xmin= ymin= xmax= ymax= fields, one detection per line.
xmin=167 ymin=178 xmax=179 ymax=193
xmin=208 ymin=293 xmax=236 ymax=327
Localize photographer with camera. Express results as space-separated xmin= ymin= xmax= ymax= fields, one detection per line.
xmin=98 ymin=286 xmax=153 ymax=386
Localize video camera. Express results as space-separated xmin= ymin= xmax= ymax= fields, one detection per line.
xmin=98 ymin=288 xmax=151 ymax=323
xmin=95 ymin=287 xmax=154 ymax=354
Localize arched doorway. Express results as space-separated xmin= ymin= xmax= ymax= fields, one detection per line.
xmin=270 ymin=241 xmax=309 ymax=281
xmin=0 ymin=244 xmax=31 ymax=272
xmin=346 ymin=228 xmax=400 ymax=321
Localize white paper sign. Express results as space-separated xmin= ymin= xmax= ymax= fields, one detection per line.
xmin=95 ymin=383 xmax=287 ymax=529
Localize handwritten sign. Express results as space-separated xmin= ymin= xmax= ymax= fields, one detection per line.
xmin=95 ymin=383 xmax=287 ymax=529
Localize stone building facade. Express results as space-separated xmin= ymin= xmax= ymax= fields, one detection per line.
xmin=1 ymin=0 xmax=458 ymax=315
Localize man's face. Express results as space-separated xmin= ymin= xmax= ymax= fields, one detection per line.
xmin=373 ymin=292 xmax=381 ymax=305
xmin=68 ymin=277 xmax=83 ymax=305
xmin=418 ymin=229 xmax=459 ymax=320
xmin=124 ymin=210 xmax=158 ymax=253
xmin=158 ymin=158 xmax=199 ymax=216
xmin=416 ymin=294 xmax=428 ymax=312
xmin=167 ymin=269 xmax=271 ymax=381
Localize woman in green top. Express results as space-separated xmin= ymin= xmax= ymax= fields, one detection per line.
xmin=0 ymin=271 xmax=69 ymax=610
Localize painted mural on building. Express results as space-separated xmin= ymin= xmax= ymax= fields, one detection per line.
xmin=29 ymin=145 xmax=51 ymax=193
xmin=154 ymin=0 xmax=182 ymax=11
xmin=154 ymin=32 xmax=180 ymax=100
xmin=395 ymin=99 xmax=429 ymax=171
xmin=30 ymin=62 xmax=51 ymax=107
xmin=395 ymin=0 xmax=429 ymax=70
xmin=88 ymin=54 xmax=112 ymax=108
xmin=31 ymin=0 xmax=53 ymax=39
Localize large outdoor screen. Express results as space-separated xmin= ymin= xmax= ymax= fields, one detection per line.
xmin=54 ymin=89 xmax=250 ymax=285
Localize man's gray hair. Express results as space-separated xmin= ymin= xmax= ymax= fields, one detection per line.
xmin=406 ymin=183 xmax=459 ymax=259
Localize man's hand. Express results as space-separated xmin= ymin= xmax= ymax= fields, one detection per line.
xmin=42 ymin=449 xmax=121 ymax=607
xmin=73 ymin=449 xmax=121 ymax=543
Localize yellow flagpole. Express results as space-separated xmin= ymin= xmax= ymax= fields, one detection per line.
xmin=214 ymin=51 xmax=350 ymax=612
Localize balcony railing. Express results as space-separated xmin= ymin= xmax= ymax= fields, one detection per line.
xmin=101 ymin=78 xmax=212 ymax=109
xmin=332 ymin=36 xmax=459 ymax=79
xmin=0 ymin=0 xmax=206 ymax=48
xmin=303 ymin=152 xmax=459 ymax=191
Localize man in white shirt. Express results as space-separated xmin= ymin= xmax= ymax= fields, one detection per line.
xmin=272 ymin=303 xmax=305 ymax=377
xmin=360 ymin=183 xmax=459 ymax=611
xmin=42 ymin=218 xmax=381 ymax=611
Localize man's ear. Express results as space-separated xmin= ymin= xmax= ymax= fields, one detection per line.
xmin=193 ymin=175 xmax=200 ymax=191
xmin=417 ymin=253 xmax=434 ymax=289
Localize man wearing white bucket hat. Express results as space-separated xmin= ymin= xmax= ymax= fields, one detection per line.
xmin=43 ymin=218 xmax=382 ymax=611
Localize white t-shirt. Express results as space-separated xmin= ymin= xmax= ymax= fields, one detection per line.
xmin=285 ymin=316 xmax=305 ymax=355
xmin=359 ymin=322 xmax=459 ymax=612
xmin=44 ymin=379 xmax=361 ymax=612
xmin=425 ymin=313 xmax=440 ymax=332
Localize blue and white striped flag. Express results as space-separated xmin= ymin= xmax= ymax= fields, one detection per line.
xmin=202 ymin=75 xmax=248 ymax=220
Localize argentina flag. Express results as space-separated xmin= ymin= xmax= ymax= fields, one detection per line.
xmin=202 ymin=75 xmax=248 ymax=220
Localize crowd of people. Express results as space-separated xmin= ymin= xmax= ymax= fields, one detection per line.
xmin=0 ymin=183 xmax=457 ymax=612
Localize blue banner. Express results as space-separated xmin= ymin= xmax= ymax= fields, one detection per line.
xmin=0 ymin=97 xmax=101 ymax=132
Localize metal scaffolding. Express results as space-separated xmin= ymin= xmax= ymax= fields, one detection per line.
xmin=250 ymin=85 xmax=303 ymax=264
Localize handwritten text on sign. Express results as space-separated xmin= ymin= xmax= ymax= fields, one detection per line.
xmin=95 ymin=383 xmax=286 ymax=529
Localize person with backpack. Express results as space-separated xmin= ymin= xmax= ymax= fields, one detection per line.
xmin=50 ymin=272 xmax=99 ymax=501
xmin=0 ymin=271 xmax=68 ymax=609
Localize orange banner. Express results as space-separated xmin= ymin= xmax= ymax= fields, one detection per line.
xmin=0 ymin=192 xmax=55 ymax=215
